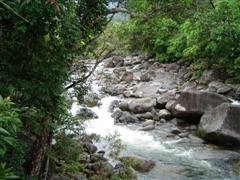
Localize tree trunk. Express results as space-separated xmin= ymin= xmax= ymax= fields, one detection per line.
xmin=25 ymin=117 xmax=51 ymax=178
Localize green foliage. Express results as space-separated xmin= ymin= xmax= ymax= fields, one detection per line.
xmin=103 ymin=132 xmax=126 ymax=159
xmin=115 ymin=0 xmax=240 ymax=81
xmin=94 ymin=22 xmax=130 ymax=55
xmin=195 ymin=129 xmax=207 ymax=138
xmin=0 ymin=0 xmax=113 ymax=177
xmin=49 ymin=133 xmax=86 ymax=174
xmin=0 ymin=96 xmax=22 ymax=179
xmin=111 ymin=166 xmax=137 ymax=180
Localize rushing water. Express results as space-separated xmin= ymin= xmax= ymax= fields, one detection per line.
xmin=71 ymin=95 xmax=240 ymax=180
xmin=70 ymin=66 xmax=240 ymax=180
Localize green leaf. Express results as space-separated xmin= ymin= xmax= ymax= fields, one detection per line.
xmin=0 ymin=128 xmax=10 ymax=135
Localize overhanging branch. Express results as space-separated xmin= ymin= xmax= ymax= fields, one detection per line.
xmin=64 ymin=49 xmax=115 ymax=90
xmin=109 ymin=7 xmax=137 ymax=17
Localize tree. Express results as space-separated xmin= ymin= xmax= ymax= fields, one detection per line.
xmin=0 ymin=0 xmax=114 ymax=178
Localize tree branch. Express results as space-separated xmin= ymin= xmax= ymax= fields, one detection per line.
xmin=209 ymin=0 xmax=215 ymax=9
xmin=0 ymin=0 xmax=30 ymax=23
xmin=64 ymin=49 xmax=115 ymax=90
xmin=109 ymin=7 xmax=136 ymax=17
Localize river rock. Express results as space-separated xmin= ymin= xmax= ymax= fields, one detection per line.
xmin=119 ymin=156 xmax=155 ymax=173
xmin=164 ymin=63 xmax=180 ymax=73
xmin=198 ymin=70 xmax=218 ymax=85
xmin=104 ymin=56 xmax=124 ymax=68
xmin=127 ymin=98 xmax=157 ymax=113
xmin=112 ymin=109 xmax=138 ymax=124
xmin=83 ymin=93 xmax=100 ymax=107
xmin=142 ymin=120 xmax=155 ymax=127
xmin=135 ymin=112 xmax=155 ymax=121
xmin=121 ymin=71 xmax=134 ymax=82
xmin=171 ymin=91 xmax=228 ymax=119
xmin=123 ymin=90 xmax=144 ymax=98
xmin=158 ymin=109 xmax=172 ymax=120
xmin=108 ymin=100 xmax=119 ymax=112
xmin=140 ymin=124 xmax=155 ymax=131
xmin=113 ymin=67 xmax=126 ymax=75
xmin=150 ymin=62 xmax=162 ymax=69
xmin=76 ymin=108 xmax=98 ymax=119
xmin=199 ymin=103 xmax=240 ymax=145
xmin=178 ymin=132 xmax=190 ymax=138
xmin=156 ymin=92 xmax=176 ymax=109
xmin=188 ymin=134 xmax=205 ymax=144
xmin=102 ymin=84 xmax=126 ymax=95
xmin=159 ymin=118 xmax=167 ymax=123
xmin=165 ymin=100 xmax=176 ymax=112
xmin=90 ymin=154 xmax=107 ymax=163
xmin=140 ymin=72 xmax=152 ymax=82
xmin=119 ymin=102 xmax=129 ymax=111
xmin=88 ymin=161 xmax=114 ymax=174
xmin=170 ymin=128 xmax=182 ymax=135
xmin=208 ymin=81 xmax=233 ymax=94
xmin=180 ymin=81 xmax=197 ymax=92
xmin=178 ymin=66 xmax=189 ymax=77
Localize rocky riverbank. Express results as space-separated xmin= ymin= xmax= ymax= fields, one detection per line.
xmin=91 ymin=54 xmax=240 ymax=147
xmin=67 ymin=54 xmax=240 ymax=179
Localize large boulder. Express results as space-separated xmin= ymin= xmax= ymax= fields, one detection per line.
xmin=121 ymin=98 xmax=156 ymax=114
xmin=171 ymin=91 xmax=228 ymax=119
xmin=199 ymin=103 xmax=240 ymax=145
xmin=112 ymin=109 xmax=139 ymax=124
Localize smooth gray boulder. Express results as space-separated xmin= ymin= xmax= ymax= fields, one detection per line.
xmin=199 ymin=103 xmax=240 ymax=145
xmin=171 ymin=91 xmax=228 ymax=119
xmin=123 ymin=98 xmax=157 ymax=114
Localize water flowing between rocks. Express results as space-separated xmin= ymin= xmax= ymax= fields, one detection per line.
xmin=71 ymin=58 xmax=240 ymax=180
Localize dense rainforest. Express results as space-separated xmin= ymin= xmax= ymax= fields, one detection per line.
xmin=107 ymin=0 xmax=240 ymax=81
xmin=0 ymin=0 xmax=240 ymax=179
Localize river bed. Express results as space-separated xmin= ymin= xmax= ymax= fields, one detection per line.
xmin=71 ymin=59 xmax=240 ymax=180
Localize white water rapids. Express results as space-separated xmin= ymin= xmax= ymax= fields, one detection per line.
xmin=71 ymin=92 xmax=240 ymax=179
xmin=69 ymin=62 xmax=240 ymax=179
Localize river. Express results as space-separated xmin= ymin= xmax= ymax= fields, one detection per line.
xmin=71 ymin=60 xmax=240 ymax=180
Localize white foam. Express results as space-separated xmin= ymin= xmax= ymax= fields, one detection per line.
xmin=232 ymin=101 xmax=240 ymax=105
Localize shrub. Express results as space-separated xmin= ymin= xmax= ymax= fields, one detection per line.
xmin=0 ymin=96 xmax=22 ymax=179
